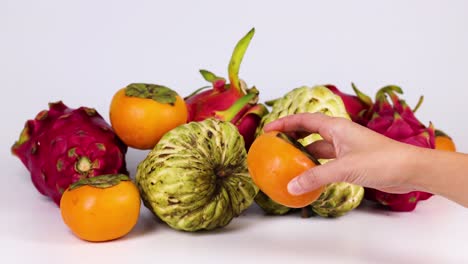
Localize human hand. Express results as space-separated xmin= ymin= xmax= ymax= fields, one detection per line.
xmin=263 ymin=113 xmax=425 ymax=195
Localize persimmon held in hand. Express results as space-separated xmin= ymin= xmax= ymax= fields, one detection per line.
xmin=435 ymin=129 xmax=456 ymax=152
xmin=110 ymin=83 xmax=188 ymax=150
xmin=60 ymin=174 xmax=141 ymax=242
xmin=247 ymin=131 xmax=325 ymax=208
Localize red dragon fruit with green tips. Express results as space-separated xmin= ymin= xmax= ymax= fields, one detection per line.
xmin=184 ymin=28 xmax=268 ymax=149
xmin=359 ymin=85 xmax=435 ymax=212
xmin=12 ymin=101 xmax=128 ymax=205
xmin=325 ymin=84 xmax=373 ymax=125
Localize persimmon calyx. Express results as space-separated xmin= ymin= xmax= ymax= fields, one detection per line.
xmin=69 ymin=174 xmax=130 ymax=190
xmin=276 ymin=132 xmax=321 ymax=165
xmin=125 ymin=83 xmax=178 ymax=105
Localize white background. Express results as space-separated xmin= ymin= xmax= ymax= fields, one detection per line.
xmin=2 ymin=0 xmax=468 ymax=263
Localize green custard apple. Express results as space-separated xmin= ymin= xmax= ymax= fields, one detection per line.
xmin=136 ymin=118 xmax=258 ymax=231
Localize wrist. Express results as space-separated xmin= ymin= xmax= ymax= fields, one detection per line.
xmin=404 ymin=146 xmax=468 ymax=207
xmin=399 ymin=144 xmax=436 ymax=193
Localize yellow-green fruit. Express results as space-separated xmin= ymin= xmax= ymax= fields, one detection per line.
xmin=136 ymin=118 xmax=258 ymax=231
xmin=311 ymin=180 xmax=365 ymax=217
xmin=254 ymin=191 xmax=291 ymax=215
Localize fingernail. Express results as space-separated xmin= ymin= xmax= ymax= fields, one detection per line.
xmin=287 ymin=177 xmax=303 ymax=195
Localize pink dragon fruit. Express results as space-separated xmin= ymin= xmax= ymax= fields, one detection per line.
xmin=12 ymin=101 xmax=128 ymax=205
xmin=358 ymin=85 xmax=435 ymax=211
xmin=326 ymin=84 xmax=373 ymax=125
xmin=184 ymin=28 xmax=268 ymax=149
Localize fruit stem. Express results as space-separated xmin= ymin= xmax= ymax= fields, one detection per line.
xmin=184 ymin=85 xmax=211 ymax=100
xmin=199 ymin=69 xmax=225 ymax=83
xmin=228 ymin=28 xmax=255 ymax=94
xmin=376 ymin=85 xmax=403 ymax=101
xmin=215 ymin=92 xmax=257 ymax=122
xmin=244 ymin=103 xmax=269 ymax=119
xmin=351 ymin=83 xmax=373 ymax=107
xmin=412 ymin=95 xmax=424 ymax=113
xmin=75 ymin=157 xmax=92 ymax=174
xmin=11 ymin=126 xmax=31 ymax=156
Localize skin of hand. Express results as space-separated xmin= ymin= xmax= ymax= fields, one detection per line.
xmin=263 ymin=113 xmax=468 ymax=208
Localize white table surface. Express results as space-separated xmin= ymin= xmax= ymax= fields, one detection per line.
xmin=2 ymin=1 xmax=468 ymax=263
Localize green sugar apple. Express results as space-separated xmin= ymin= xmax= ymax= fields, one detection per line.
xmin=136 ymin=118 xmax=258 ymax=231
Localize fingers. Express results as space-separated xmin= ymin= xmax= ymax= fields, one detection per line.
xmin=305 ymin=140 xmax=336 ymax=159
xmin=287 ymin=159 xmax=348 ymax=195
xmin=263 ymin=113 xmax=337 ymax=142
xmin=285 ymin=131 xmax=311 ymax=140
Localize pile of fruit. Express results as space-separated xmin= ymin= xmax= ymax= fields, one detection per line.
xmin=11 ymin=28 xmax=456 ymax=241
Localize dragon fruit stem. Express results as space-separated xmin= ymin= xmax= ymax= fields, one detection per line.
xmin=413 ymin=96 xmax=424 ymax=113
xmin=183 ymin=85 xmax=211 ymax=100
xmin=228 ymin=28 xmax=255 ymax=94
xmin=376 ymin=85 xmax=403 ymax=100
xmin=199 ymin=69 xmax=225 ymax=83
xmin=75 ymin=156 xmax=92 ymax=174
xmin=351 ymin=83 xmax=373 ymax=107
xmin=375 ymin=90 xmax=390 ymax=109
xmin=244 ymin=103 xmax=269 ymax=119
xmin=215 ymin=92 xmax=256 ymax=122
xmin=11 ymin=126 xmax=30 ymax=155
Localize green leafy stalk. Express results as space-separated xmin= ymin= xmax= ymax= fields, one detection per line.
xmin=228 ymin=28 xmax=255 ymax=94
xmin=183 ymin=85 xmax=211 ymax=100
xmin=376 ymin=85 xmax=403 ymax=101
xmin=351 ymin=83 xmax=373 ymax=107
xmin=199 ymin=69 xmax=225 ymax=83
xmin=244 ymin=103 xmax=269 ymax=119
xmin=412 ymin=96 xmax=424 ymax=113
xmin=215 ymin=93 xmax=257 ymax=122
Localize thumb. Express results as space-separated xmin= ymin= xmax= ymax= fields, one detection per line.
xmin=287 ymin=159 xmax=348 ymax=195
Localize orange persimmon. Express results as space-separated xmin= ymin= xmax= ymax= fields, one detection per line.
xmin=435 ymin=129 xmax=456 ymax=152
xmin=60 ymin=174 xmax=141 ymax=242
xmin=247 ymin=131 xmax=325 ymax=208
xmin=110 ymin=83 xmax=188 ymax=150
